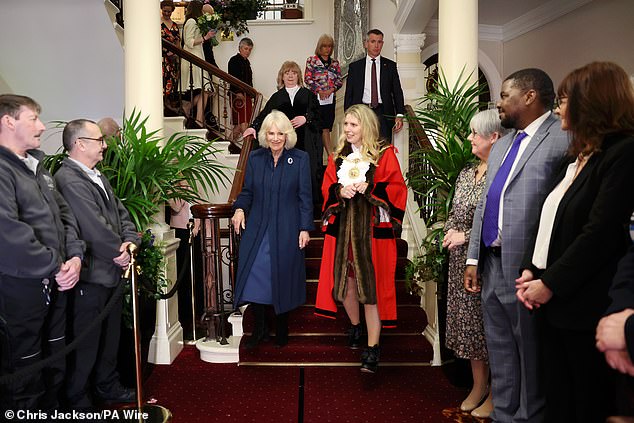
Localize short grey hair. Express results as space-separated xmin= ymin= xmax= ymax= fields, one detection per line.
xmin=62 ymin=119 xmax=96 ymax=152
xmin=239 ymin=37 xmax=253 ymax=48
xmin=257 ymin=110 xmax=297 ymax=149
xmin=470 ymin=109 xmax=509 ymax=138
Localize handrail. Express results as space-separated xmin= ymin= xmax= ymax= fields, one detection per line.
xmin=404 ymin=104 xmax=433 ymax=149
xmin=162 ymin=39 xmax=259 ymax=100
xmin=191 ymin=135 xmax=253 ymax=343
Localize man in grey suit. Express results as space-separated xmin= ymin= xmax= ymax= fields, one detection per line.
xmin=464 ymin=69 xmax=569 ymax=422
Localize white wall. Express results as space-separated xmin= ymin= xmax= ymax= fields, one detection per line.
xmin=210 ymin=1 xmax=335 ymax=99
xmin=0 ymin=0 xmax=403 ymax=152
xmin=210 ymin=0 xmax=400 ymax=99
xmin=0 ymin=0 xmax=124 ymax=154
xmin=503 ymin=0 xmax=634 ymax=87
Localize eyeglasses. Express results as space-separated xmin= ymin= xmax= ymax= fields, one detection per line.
xmin=554 ymin=96 xmax=568 ymax=109
xmin=77 ymin=136 xmax=106 ymax=146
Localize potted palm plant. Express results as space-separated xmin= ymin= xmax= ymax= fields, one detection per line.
xmin=406 ymin=70 xmax=486 ymax=385
xmin=406 ymin=69 xmax=485 ymax=293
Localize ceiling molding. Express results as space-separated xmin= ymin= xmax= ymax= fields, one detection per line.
xmin=423 ymin=0 xmax=592 ymax=42
xmin=502 ymin=0 xmax=593 ymax=41
xmin=394 ymin=0 xmax=417 ymax=33
xmin=424 ymin=20 xmax=504 ymax=42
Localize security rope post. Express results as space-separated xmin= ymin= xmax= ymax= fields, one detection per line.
xmin=123 ymin=243 xmax=172 ymax=422
xmin=186 ymin=221 xmax=200 ymax=345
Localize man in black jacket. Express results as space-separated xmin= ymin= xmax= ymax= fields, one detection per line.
xmin=344 ymin=29 xmax=405 ymax=142
xmin=0 ymin=94 xmax=84 ymax=411
xmin=55 ymin=119 xmax=140 ymax=409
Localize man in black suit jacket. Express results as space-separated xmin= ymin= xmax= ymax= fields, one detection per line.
xmin=344 ymin=29 xmax=405 ymax=142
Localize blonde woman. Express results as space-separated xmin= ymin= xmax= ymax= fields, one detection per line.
xmin=315 ymin=104 xmax=407 ymax=373
xmin=304 ymin=34 xmax=343 ymax=155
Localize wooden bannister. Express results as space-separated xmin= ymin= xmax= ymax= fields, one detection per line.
xmin=162 ymin=39 xmax=263 ymax=148
xmin=162 ymin=39 xmax=259 ymax=101
xmin=191 ymin=135 xmax=254 ymax=344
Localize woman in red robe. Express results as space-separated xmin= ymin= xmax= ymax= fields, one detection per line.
xmin=315 ymin=104 xmax=407 ymax=373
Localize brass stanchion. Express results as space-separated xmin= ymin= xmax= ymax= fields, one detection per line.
xmin=186 ymin=221 xmax=201 ymax=345
xmin=123 ymin=243 xmax=172 ymax=423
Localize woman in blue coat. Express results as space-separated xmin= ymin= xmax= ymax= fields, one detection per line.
xmin=231 ymin=110 xmax=314 ymax=348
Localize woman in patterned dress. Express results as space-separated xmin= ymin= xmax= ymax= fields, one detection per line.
xmin=304 ymin=34 xmax=343 ymax=155
xmin=160 ymin=1 xmax=180 ymax=99
xmin=443 ymin=109 xmax=507 ymax=418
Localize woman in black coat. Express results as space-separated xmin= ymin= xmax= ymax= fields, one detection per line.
xmin=516 ymin=62 xmax=634 ymax=423
xmin=244 ymin=61 xmax=322 ymax=206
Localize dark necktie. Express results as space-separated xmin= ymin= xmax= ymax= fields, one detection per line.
xmin=370 ymin=58 xmax=378 ymax=108
xmin=481 ymin=131 xmax=529 ymax=247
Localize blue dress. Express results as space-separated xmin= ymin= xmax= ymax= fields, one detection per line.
xmin=233 ymin=147 xmax=314 ymax=314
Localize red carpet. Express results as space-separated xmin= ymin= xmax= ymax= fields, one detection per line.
xmin=140 ymin=221 xmax=490 ymax=422
xmin=143 ymin=346 xmax=490 ymax=422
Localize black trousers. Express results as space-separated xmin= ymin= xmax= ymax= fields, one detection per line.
xmin=0 ymin=274 xmax=64 ymax=411
xmin=367 ymin=103 xmax=394 ymax=143
xmin=65 ymin=282 xmax=123 ymax=407
xmin=173 ymin=227 xmax=204 ymax=331
xmin=540 ymin=320 xmax=616 ymax=423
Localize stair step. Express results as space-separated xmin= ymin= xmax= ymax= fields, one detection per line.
xmin=238 ymin=332 xmax=433 ymax=365
xmin=241 ymin=302 xmax=427 ymax=335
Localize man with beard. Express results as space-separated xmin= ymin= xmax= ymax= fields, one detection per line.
xmin=464 ymin=69 xmax=569 ymax=422
xmin=0 ymin=94 xmax=84 ymax=411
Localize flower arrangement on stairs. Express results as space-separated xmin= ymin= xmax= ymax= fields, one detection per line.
xmin=205 ymin=0 xmax=269 ymax=37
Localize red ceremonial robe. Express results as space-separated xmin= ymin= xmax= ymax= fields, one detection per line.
xmin=315 ymin=145 xmax=406 ymax=328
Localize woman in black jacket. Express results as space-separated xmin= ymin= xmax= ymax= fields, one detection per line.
xmin=243 ymin=61 xmax=322 ymax=206
xmin=516 ymin=62 xmax=634 ymax=423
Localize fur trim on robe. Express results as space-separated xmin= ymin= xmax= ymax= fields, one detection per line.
xmin=315 ymin=145 xmax=406 ymax=327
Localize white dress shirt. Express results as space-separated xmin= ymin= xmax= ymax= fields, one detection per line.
xmin=532 ymin=156 xmax=586 ymax=269
xmin=490 ymin=111 xmax=552 ymax=247
xmin=285 ymin=85 xmax=300 ymax=106
xmin=69 ymin=157 xmax=109 ymax=200
xmin=362 ymin=55 xmax=382 ymax=105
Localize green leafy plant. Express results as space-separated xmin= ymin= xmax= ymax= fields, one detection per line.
xmin=45 ymin=111 xmax=230 ymax=230
xmin=100 ymin=111 xmax=230 ymax=230
xmin=44 ymin=112 xmax=230 ymax=320
xmin=406 ymin=69 xmax=487 ymax=291
xmin=208 ymin=0 xmax=269 ymax=36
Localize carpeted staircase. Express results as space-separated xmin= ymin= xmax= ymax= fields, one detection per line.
xmin=140 ymin=220 xmax=490 ymax=422
xmin=238 ymin=221 xmax=434 ymax=367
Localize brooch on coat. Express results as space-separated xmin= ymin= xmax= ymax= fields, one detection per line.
xmin=337 ymin=151 xmax=370 ymax=186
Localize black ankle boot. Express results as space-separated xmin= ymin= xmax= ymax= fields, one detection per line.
xmin=360 ymin=344 xmax=381 ymax=373
xmin=347 ymin=324 xmax=364 ymax=349
xmin=245 ymin=303 xmax=269 ymax=349
xmin=275 ymin=312 xmax=289 ymax=347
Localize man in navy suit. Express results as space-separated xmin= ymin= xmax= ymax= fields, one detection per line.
xmin=344 ymin=29 xmax=405 ymax=142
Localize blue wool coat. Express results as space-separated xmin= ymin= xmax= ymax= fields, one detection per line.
xmin=233 ymin=147 xmax=314 ymax=314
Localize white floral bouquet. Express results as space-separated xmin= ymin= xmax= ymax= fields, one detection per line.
xmin=337 ymin=151 xmax=371 ymax=186
xmin=196 ymin=12 xmax=222 ymax=46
